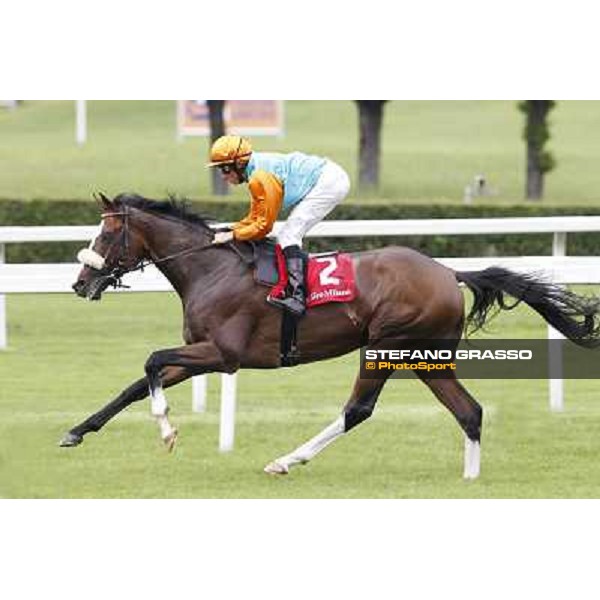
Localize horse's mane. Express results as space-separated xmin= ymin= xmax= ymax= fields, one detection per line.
xmin=113 ymin=193 xmax=215 ymax=231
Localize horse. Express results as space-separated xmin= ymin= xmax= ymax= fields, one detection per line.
xmin=61 ymin=192 xmax=600 ymax=479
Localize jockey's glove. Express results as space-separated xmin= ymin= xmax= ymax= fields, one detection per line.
xmin=213 ymin=230 xmax=234 ymax=245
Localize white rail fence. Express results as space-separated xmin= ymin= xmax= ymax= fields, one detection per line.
xmin=2 ymin=217 xmax=600 ymax=448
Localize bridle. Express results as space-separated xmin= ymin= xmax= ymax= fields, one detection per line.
xmin=90 ymin=206 xmax=252 ymax=291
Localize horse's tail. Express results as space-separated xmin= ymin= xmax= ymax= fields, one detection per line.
xmin=455 ymin=266 xmax=600 ymax=348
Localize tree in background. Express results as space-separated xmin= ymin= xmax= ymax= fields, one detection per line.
xmin=518 ymin=100 xmax=556 ymax=200
xmin=207 ymin=100 xmax=228 ymax=196
xmin=355 ymin=101 xmax=388 ymax=191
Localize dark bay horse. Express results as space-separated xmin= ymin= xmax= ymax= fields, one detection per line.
xmin=62 ymin=193 xmax=600 ymax=479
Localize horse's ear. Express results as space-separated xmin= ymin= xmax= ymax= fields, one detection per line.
xmin=94 ymin=192 xmax=113 ymax=210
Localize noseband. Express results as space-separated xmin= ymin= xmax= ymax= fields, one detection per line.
xmin=80 ymin=207 xmax=137 ymax=291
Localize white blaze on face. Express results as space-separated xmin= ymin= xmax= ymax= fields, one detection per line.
xmin=77 ymin=220 xmax=106 ymax=270
xmin=88 ymin=221 xmax=104 ymax=248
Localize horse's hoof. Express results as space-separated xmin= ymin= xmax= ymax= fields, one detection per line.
xmin=264 ymin=461 xmax=289 ymax=475
xmin=59 ymin=432 xmax=83 ymax=447
xmin=163 ymin=429 xmax=178 ymax=453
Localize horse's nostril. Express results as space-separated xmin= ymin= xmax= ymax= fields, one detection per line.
xmin=72 ymin=280 xmax=86 ymax=295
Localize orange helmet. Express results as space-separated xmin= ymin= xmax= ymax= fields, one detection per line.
xmin=206 ymin=135 xmax=252 ymax=167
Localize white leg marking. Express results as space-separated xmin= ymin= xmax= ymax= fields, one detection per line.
xmin=463 ymin=436 xmax=481 ymax=480
xmin=150 ymin=385 xmax=168 ymax=416
xmin=157 ymin=415 xmax=175 ymax=440
xmin=264 ymin=415 xmax=345 ymax=475
xmin=150 ymin=384 xmax=177 ymax=446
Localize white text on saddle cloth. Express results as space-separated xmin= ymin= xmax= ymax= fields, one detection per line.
xmin=306 ymin=254 xmax=356 ymax=308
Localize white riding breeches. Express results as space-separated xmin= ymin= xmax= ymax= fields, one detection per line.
xmin=277 ymin=160 xmax=350 ymax=249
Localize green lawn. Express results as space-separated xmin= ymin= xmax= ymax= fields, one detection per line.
xmin=2 ymin=290 xmax=600 ymax=498
xmin=3 ymin=100 xmax=600 ymax=498
xmin=2 ymin=100 xmax=600 ymax=204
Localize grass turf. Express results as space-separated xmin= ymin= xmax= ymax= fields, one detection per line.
xmin=2 ymin=290 xmax=600 ymax=498
xmin=2 ymin=100 xmax=600 ymax=204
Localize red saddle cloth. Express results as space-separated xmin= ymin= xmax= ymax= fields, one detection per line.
xmin=271 ymin=245 xmax=357 ymax=308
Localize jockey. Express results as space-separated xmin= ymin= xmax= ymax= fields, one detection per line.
xmin=207 ymin=134 xmax=351 ymax=317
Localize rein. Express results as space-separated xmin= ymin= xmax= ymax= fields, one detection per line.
xmin=145 ymin=236 xmax=253 ymax=269
xmin=94 ymin=208 xmax=253 ymax=290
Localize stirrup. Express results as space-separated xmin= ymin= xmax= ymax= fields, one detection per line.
xmin=267 ymin=293 xmax=306 ymax=317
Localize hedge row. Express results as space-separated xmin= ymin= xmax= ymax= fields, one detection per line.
xmin=2 ymin=198 xmax=600 ymax=262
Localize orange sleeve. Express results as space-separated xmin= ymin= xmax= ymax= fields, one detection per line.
xmin=232 ymin=170 xmax=283 ymax=241
xmin=234 ymin=213 xmax=254 ymax=228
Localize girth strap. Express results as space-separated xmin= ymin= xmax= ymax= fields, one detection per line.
xmin=280 ymin=311 xmax=300 ymax=367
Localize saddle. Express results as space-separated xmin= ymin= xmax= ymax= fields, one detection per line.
xmin=250 ymin=239 xmax=356 ymax=308
xmin=238 ymin=239 xmax=357 ymax=367
xmin=253 ymin=239 xmax=292 ymax=287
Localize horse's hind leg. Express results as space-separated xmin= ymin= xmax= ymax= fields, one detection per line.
xmin=416 ymin=372 xmax=483 ymax=479
xmin=264 ymin=373 xmax=389 ymax=475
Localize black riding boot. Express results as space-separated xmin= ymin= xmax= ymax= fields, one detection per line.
xmin=267 ymin=245 xmax=307 ymax=317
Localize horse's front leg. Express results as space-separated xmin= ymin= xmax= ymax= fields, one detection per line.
xmin=59 ymin=365 xmax=189 ymax=448
xmin=145 ymin=341 xmax=233 ymax=448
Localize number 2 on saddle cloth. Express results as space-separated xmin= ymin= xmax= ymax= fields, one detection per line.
xmin=256 ymin=242 xmax=357 ymax=365
xmin=265 ymin=243 xmax=356 ymax=307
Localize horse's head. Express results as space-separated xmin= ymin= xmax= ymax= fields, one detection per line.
xmin=72 ymin=193 xmax=147 ymax=301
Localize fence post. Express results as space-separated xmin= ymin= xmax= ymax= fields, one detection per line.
xmin=192 ymin=375 xmax=207 ymax=412
xmin=75 ymin=100 xmax=87 ymax=146
xmin=548 ymin=231 xmax=566 ymax=412
xmin=0 ymin=243 xmax=5 ymax=349
xmin=219 ymin=373 xmax=237 ymax=452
